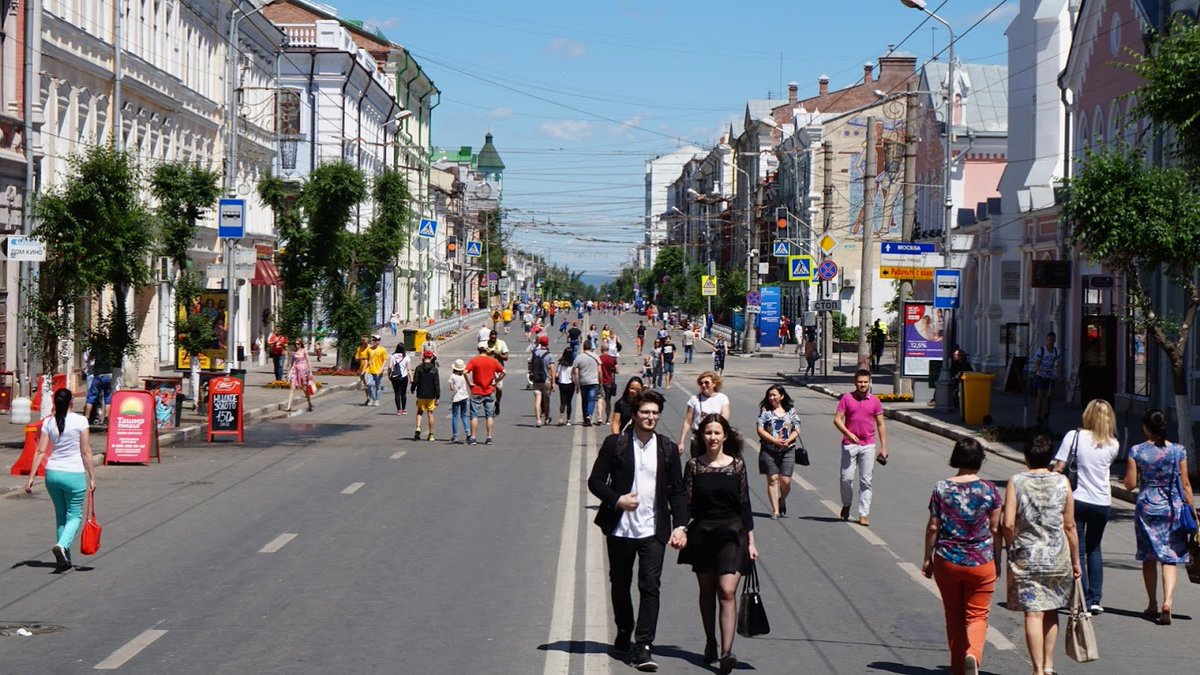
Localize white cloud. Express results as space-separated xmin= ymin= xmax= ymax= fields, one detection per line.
xmin=967 ymin=3 xmax=1018 ymax=25
xmin=547 ymin=37 xmax=587 ymax=59
xmin=609 ymin=116 xmax=645 ymax=137
xmin=488 ymin=107 xmax=514 ymax=119
xmin=540 ymin=120 xmax=593 ymax=140
xmin=364 ymin=16 xmax=403 ymax=32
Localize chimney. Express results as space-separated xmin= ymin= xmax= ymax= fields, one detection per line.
xmin=863 ymin=62 xmax=874 ymax=84
xmin=788 ymin=81 xmax=798 ymax=104
xmin=818 ymin=75 xmax=829 ymax=96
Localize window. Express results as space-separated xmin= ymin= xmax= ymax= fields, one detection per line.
xmin=1110 ymin=13 xmax=1122 ymax=56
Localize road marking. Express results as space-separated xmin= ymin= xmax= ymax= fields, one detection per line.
xmin=94 ymin=629 xmax=168 ymax=670
xmin=390 ymin=450 xmax=406 ymax=460
xmin=342 ymin=482 xmax=364 ymax=494
xmin=896 ymin=562 xmax=1015 ymax=650
xmin=581 ymin=424 xmax=612 ymax=674
xmin=792 ymin=473 xmax=817 ymax=491
xmin=820 ymin=498 xmax=887 ymax=545
xmin=258 ymin=533 xmax=297 ymax=554
xmin=543 ymin=422 xmax=584 ymax=675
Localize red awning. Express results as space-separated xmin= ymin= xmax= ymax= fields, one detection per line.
xmin=251 ymin=259 xmax=281 ymax=286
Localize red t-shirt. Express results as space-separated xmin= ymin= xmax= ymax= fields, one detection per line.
xmin=465 ymin=354 xmax=504 ymax=396
xmin=599 ymin=353 xmax=618 ymax=385
xmin=836 ymin=392 xmax=883 ymax=445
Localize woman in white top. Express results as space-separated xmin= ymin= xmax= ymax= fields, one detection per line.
xmin=555 ymin=347 xmax=577 ymax=425
xmin=1051 ymin=398 xmax=1120 ymax=613
xmin=388 ymin=344 xmax=411 ymax=415
xmin=447 ymin=359 xmax=470 ymax=443
xmin=24 ymin=388 xmax=96 ymax=571
xmin=678 ymin=371 xmax=732 ymax=450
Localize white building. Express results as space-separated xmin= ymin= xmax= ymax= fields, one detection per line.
xmin=644 ymin=146 xmax=702 ymax=268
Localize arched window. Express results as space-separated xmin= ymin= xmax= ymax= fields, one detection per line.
xmin=1092 ymin=105 xmax=1105 ymax=151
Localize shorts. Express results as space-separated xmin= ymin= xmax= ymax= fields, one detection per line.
xmin=662 ymin=362 xmax=675 ymax=374
xmin=602 ymin=383 xmax=617 ymax=399
xmin=87 ymin=374 xmax=113 ymax=406
xmin=758 ymin=446 xmax=795 ymax=476
xmin=532 ymin=381 xmax=552 ymax=396
xmin=470 ymin=393 xmax=496 ymax=418
xmin=416 ymin=398 xmax=437 ymax=413
xmin=1033 ymin=375 xmax=1055 ymax=391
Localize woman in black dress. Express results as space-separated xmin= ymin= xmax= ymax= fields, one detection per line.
xmin=608 ymin=376 xmax=644 ymax=436
xmin=679 ymin=413 xmax=758 ymax=673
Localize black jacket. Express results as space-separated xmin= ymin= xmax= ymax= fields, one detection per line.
xmin=411 ymin=362 xmax=440 ymax=399
xmin=588 ymin=429 xmax=688 ymax=544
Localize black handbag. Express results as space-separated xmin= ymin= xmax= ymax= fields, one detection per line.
xmin=794 ymin=434 xmax=810 ymax=467
xmin=1064 ymin=429 xmax=1080 ymax=491
xmin=736 ymin=561 xmax=770 ymax=637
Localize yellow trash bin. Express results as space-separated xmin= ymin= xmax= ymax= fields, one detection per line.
xmin=960 ymin=372 xmax=996 ymax=425
xmin=412 ymin=329 xmax=429 ymax=352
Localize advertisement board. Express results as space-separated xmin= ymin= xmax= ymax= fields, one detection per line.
xmin=105 ymin=390 xmax=160 ymax=464
xmin=758 ymin=286 xmax=781 ymax=348
xmin=901 ymin=301 xmax=945 ymax=377
xmin=176 ymin=290 xmax=229 ymax=371
xmin=207 ymin=376 xmax=245 ymax=443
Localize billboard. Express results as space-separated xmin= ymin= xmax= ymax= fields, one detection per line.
xmin=176 ymin=290 xmax=228 ymax=372
xmin=901 ymin=301 xmax=945 ymax=377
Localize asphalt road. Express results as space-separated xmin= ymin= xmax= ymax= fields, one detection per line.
xmin=0 ymin=313 xmax=1193 ymax=673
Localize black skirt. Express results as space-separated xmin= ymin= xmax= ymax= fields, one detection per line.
xmin=678 ymin=515 xmax=750 ymax=575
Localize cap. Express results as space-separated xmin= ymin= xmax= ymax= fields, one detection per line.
xmin=477 ymin=341 xmax=489 ymax=350
xmin=538 ymin=334 xmax=549 ymax=345
xmin=422 ymin=348 xmax=434 ymax=357
xmin=452 ymin=359 xmax=466 ymax=372
xmin=371 ymin=334 xmax=381 ymax=340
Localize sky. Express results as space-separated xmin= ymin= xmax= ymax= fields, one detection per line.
xmin=335 ymin=0 xmax=1018 ymax=283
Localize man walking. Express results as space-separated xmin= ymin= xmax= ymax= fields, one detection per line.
xmin=681 ymin=325 xmax=695 ymax=364
xmin=465 ymin=342 xmax=505 ymax=445
xmin=485 ymin=329 xmax=510 ymax=416
xmin=573 ymin=340 xmax=602 ymax=426
xmin=658 ymin=335 xmax=676 ymax=390
xmin=410 ymin=348 xmax=440 ymax=441
xmin=869 ymin=319 xmax=887 ymax=372
xmin=588 ymin=390 xmax=688 ymax=671
xmin=1031 ymin=331 xmax=1061 ymax=425
xmin=364 ymin=336 xmax=389 ymax=406
xmin=268 ymin=330 xmax=287 ymax=381
xmin=636 ymin=320 xmax=646 ymax=356
xmin=528 ymin=333 xmax=555 ymax=427
xmin=832 ymin=369 xmax=888 ymax=527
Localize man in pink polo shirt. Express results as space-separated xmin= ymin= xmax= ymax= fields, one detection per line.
xmin=833 ymin=368 xmax=888 ymax=526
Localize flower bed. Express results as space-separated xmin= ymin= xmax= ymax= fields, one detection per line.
xmin=265 ymin=380 xmax=323 ymax=390
xmin=314 ymin=367 xmax=359 ymax=377
xmin=876 ymin=393 xmax=914 ymax=402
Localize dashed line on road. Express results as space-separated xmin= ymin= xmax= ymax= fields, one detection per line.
xmin=93 ymin=629 xmax=168 ymax=670
xmin=390 ymin=450 xmax=406 ymax=460
xmin=258 ymin=533 xmax=297 ymax=554
xmin=793 ymin=473 xmax=817 ymax=491
xmin=342 ymin=482 xmax=364 ymax=494
xmin=543 ymin=421 xmax=584 ymax=675
xmin=581 ymin=422 xmax=612 ymax=674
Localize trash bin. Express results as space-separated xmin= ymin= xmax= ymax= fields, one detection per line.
xmin=960 ymin=372 xmax=996 ymax=425
xmin=230 ymin=368 xmax=247 ymax=385
xmin=413 ymin=329 xmax=429 ymax=352
xmin=403 ymin=328 xmax=419 ymax=351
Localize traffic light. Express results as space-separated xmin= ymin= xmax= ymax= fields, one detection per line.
xmin=446 ymin=235 xmax=458 ymax=259
xmin=776 ymin=207 xmax=788 ymax=230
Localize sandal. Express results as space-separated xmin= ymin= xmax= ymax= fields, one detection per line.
xmin=1158 ymin=605 xmax=1172 ymax=626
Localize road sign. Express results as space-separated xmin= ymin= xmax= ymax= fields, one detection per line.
xmin=879 ymin=266 xmax=935 ymax=280
xmin=880 ymin=242 xmax=936 ymax=255
xmin=816 ymin=259 xmax=838 ymax=281
xmin=2 ymin=235 xmax=47 ymax=261
xmin=418 ymin=218 xmax=437 ymax=238
xmin=745 ymin=305 xmax=761 ymax=314
xmin=701 ymin=275 xmax=718 ymax=296
xmin=934 ymin=269 xmax=962 ymax=309
xmin=487 ymin=272 xmax=498 ymax=281
xmin=817 ymin=232 xmax=840 ymax=256
xmin=814 ymin=299 xmax=840 ymax=312
xmin=218 ymin=199 xmax=245 ymax=239
xmin=745 ymin=290 xmax=762 ymax=306
xmin=771 ymin=240 xmax=790 ymax=257
xmin=465 ymin=241 xmax=482 ymax=257
xmin=787 ymin=255 xmax=815 ymax=281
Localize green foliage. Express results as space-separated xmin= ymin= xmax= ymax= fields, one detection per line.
xmin=258 ymin=171 xmax=313 ymax=338
xmin=832 ymin=311 xmax=858 ymax=342
xmin=173 ymin=272 xmax=214 ymax=358
xmin=1127 ymin=16 xmax=1200 ymax=163
xmin=477 ymin=209 xmax=508 ymax=305
xmin=150 ymin=162 xmax=221 ymax=270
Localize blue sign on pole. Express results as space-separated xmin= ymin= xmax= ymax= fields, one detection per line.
xmin=933 ymin=269 xmax=962 ymax=309
xmin=465 ymin=241 xmax=482 ymax=257
xmin=218 ymin=199 xmax=245 ymax=239
xmin=880 ymin=241 xmax=936 ymax=255
xmin=418 ymin=219 xmax=438 ymax=238
xmin=772 ymin=240 xmax=790 ymax=257
xmin=817 ymin=260 xmax=839 ymax=281
xmin=758 ymin=286 xmax=782 ymax=348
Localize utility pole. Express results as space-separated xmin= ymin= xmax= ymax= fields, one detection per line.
xmin=856 ymin=118 xmax=878 ymax=371
xmin=822 ymin=141 xmax=834 ymax=378
xmin=741 ymin=157 xmax=757 ymax=354
xmin=895 ymin=79 xmax=920 ymax=394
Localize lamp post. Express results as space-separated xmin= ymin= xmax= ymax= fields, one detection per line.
xmin=732 ymin=160 xmax=757 ymax=354
xmin=901 ymin=0 xmax=956 ymax=409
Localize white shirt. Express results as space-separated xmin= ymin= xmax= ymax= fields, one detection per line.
xmin=477 ymin=327 xmax=492 ymax=343
xmin=41 ymin=413 xmax=89 ymax=473
xmin=389 ymin=353 xmax=410 ymax=378
xmin=448 ymin=373 xmax=470 ymax=402
xmin=1053 ymin=428 xmax=1120 ymax=506
xmin=687 ymin=392 xmax=730 ymax=430
xmin=614 ymin=433 xmax=658 ymax=539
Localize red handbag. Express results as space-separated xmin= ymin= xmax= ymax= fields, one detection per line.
xmin=80 ymin=488 xmax=102 ymax=555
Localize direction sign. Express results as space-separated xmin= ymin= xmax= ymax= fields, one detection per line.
xmin=879 ymin=266 xmax=935 ymax=280
xmin=465 ymin=241 xmax=482 ymax=257
xmin=418 ymin=218 xmax=437 ymax=238
xmin=816 ymin=259 xmax=838 ymax=281
xmin=817 ymin=232 xmax=840 ymax=256
xmin=218 ymin=198 xmax=245 ymax=239
xmin=2 ymin=235 xmax=47 ymax=261
xmin=745 ymin=290 xmax=762 ymax=306
xmin=934 ymin=269 xmax=962 ymax=309
xmin=787 ymin=255 xmax=815 ymax=281
xmin=880 ymin=242 xmax=936 ymax=255
xmin=771 ymin=240 xmax=790 ymax=257
xmin=814 ymin=299 xmax=840 ymax=312
xmin=701 ymin=275 xmax=718 ymax=296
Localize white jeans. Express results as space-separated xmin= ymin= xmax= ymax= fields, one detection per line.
xmin=840 ymin=443 xmax=876 ymax=516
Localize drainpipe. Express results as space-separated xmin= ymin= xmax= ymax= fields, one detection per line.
xmin=18 ymin=0 xmax=43 ymax=399
xmin=113 ymin=0 xmax=123 ymax=150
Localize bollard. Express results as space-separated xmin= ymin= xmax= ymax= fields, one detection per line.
xmin=8 ymin=423 xmax=46 ymax=476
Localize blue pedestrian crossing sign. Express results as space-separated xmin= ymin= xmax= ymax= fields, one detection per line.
xmin=772 ymin=240 xmax=790 ymax=257
xmin=418 ymin=219 xmax=437 ymax=238
xmin=465 ymin=240 xmax=483 ymax=257
xmin=787 ymin=255 xmax=815 ymax=281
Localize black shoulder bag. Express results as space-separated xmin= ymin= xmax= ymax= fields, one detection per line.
xmin=736 ymin=561 xmax=770 ymax=637
xmin=1065 ymin=429 xmax=1080 ymax=491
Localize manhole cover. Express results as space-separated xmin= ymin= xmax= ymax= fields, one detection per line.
xmin=0 ymin=622 xmax=66 ymax=636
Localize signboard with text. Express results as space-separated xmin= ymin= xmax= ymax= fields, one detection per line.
xmin=207 ymin=376 xmax=245 ymax=443
xmin=758 ymin=286 xmax=782 ymax=348
xmin=901 ymin=301 xmax=945 ymax=377
xmin=176 ymin=290 xmax=229 ymax=372
xmin=105 ymin=390 xmax=160 ymax=464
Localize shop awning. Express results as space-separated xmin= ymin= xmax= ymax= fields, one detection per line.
xmin=251 ymin=259 xmax=281 ymax=286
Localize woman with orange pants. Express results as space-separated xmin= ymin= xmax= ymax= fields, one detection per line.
xmin=922 ymin=437 xmax=1003 ymax=675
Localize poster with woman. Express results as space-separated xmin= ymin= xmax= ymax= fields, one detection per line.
xmin=901 ymin=301 xmax=944 ymax=376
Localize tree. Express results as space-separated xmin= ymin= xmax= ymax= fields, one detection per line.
xmin=259 ymin=171 xmax=313 ymax=339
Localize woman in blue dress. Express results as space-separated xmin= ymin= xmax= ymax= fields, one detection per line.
xmin=1124 ymin=408 xmax=1197 ymax=625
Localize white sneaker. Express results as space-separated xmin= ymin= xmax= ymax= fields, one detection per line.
xmin=964 ymin=653 xmax=978 ymax=675
xmin=1089 ymin=604 xmax=1104 ymax=614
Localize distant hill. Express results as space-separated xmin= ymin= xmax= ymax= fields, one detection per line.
xmin=578 ymin=273 xmax=614 ymax=288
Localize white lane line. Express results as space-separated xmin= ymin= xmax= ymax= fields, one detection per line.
xmin=792 ymin=473 xmax=817 ymax=491
xmin=581 ymin=423 xmax=612 ymax=674
xmin=543 ymin=422 xmax=584 ymax=675
xmin=390 ymin=450 xmax=406 ymax=460
xmin=258 ymin=533 xmax=297 ymax=554
xmin=342 ymin=482 xmax=365 ymax=495
xmin=820 ymin=498 xmax=886 ymax=545
xmin=897 ymin=561 xmax=1015 ymax=651
xmin=94 ymin=629 xmax=169 ymax=670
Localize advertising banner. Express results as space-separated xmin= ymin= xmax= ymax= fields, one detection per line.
xmin=105 ymin=390 xmax=159 ymax=464
xmin=207 ymin=376 xmax=245 ymax=443
xmin=758 ymin=286 xmax=781 ymax=348
xmin=901 ymin=301 xmax=945 ymax=377
xmin=176 ymin=290 xmax=229 ymax=372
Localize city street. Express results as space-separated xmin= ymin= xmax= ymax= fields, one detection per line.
xmin=1 ymin=315 xmax=1193 ymax=673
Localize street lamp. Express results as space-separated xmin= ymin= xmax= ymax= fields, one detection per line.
xmin=900 ymin=0 xmax=956 ymax=410
xmin=731 ymin=159 xmax=758 ymax=354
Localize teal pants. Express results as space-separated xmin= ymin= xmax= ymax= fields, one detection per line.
xmin=45 ymin=470 xmax=87 ymax=562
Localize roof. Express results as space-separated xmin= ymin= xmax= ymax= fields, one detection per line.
xmin=477 ymin=133 xmax=505 ymax=172
xmin=923 ymin=61 xmax=1008 ymax=134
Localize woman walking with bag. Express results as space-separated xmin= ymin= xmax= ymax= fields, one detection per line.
xmin=1003 ymin=433 xmax=1080 ymax=675
xmin=1051 ymin=399 xmax=1120 ymax=613
xmin=286 ymin=338 xmax=314 ymax=413
xmin=555 ymin=347 xmax=577 ymax=426
xmin=1124 ymin=408 xmax=1197 ymax=625
xmin=24 ymin=388 xmax=96 ymax=571
xmin=755 ymin=385 xmax=801 ymax=520
xmin=712 ymin=336 xmax=727 ymax=376
xmin=608 ymin=376 xmax=644 ymax=436
xmin=388 ymin=343 xmax=411 ymax=415
xmin=678 ymin=414 xmax=758 ymax=674
xmin=678 ymin=371 xmax=731 ymax=450
xmin=922 ymin=438 xmax=1002 ymax=675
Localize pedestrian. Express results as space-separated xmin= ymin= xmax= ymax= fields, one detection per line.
xmin=388 ymin=343 xmax=410 ymax=415
xmin=712 ymin=335 xmax=727 ymax=376
xmin=268 ymin=329 xmax=287 ymax=381
xmin=477 ymin=322 xmax=492 ymax=345
xmin=313 ymin=321 xmax=328 ymax=361
xmin=778 ymin=316 xmax=791 ymax=353
xmin=832 ymin=369 xmax=888 ymax=526
xmin=599 ymin=340 xmax=619 ymax=425
xmin=755 ymin=384 xmax=800 ymax=520
xmin=1123 ymin=408 xmax=1197 ymax=625
xmin=682 ymin=326 xmax=695 ymax=364
xmin=465 ymin=342 xmax=505 ymax=445
xmin=869 ymin=318 xmax=887 ymax=371
xmin=1030 ymin=331 xmax=1061 ymax=425
xmin=641 ymin=355 xmax=654 ymax=384
xmin=659 ymin=336 xmax=677 ymax=389
xmin=354 ymin=336 xmax=371 ymax=405
xmin=678 ymin=371 xmax=731 ymax=451
xmin=1051 ymin=399 xmax=1120 ymax=614
xmin=588 ymin=323 xmax=600 ymax=350
xmin=677 ymin=413 xmax=757 ymax=673
xmin=555 ymin=347 xmax=577 ymax=426
xmin=572 ymin=340 xmax=603 ymax=426
xmin=83 ymin=340 xmax=113 ymax=425
xmin=364 ymin=335 xmax=388 ymax=407
xmin=285 ymin=338 xmax=314 ymax=413
xmin=610 ymin=377 xmax=644 ymax=436
xmin=803 ymin=331 xmax=819 ymax=379
xmin=448 ymin=359 xmax=470 ymax=444
xmin=502 ymin=305 xmax=513 ymax=334
xmin=1003 ymin=432 xmax=1080 ymax=675
xmin=567 ymin=321 xmax=583 ymax=359
xmin=922 ymin=437 xmax=1002 ymax=675
xmin=587 ymin=390 xmax=689 ymax=672
xmin=484 ymin=330 xmax=510 ymax=416
xmin=636 ymin=320 xmax=646 ymax=356
xmin=23 ymin=388 xmax=96 ymax=572
xmin=410 ymin=348 xmax=440 ymax=441
xmin=528 ymin=333 xmax=555 ymax=427
xmin=388 ymin=310 xmax=400 ymax=336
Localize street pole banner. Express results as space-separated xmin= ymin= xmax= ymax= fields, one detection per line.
xmin=901 ymin=301 xmax=945 ymax=377
xmin=758 ymin=286 xmax=782 ymax=348
xmin=105 ymin=391 xmax=160 ymax=464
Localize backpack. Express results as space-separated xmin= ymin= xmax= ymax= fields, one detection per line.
xmin=530 ymin=348 xmax=549 ymax=383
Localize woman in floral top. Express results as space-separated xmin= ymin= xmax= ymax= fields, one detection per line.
xmin=755 ymin=384 xmax=801 ymax=520
xmin=922 ymin=437 xmax=1002 ymax=675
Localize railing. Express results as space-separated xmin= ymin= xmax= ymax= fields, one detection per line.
xmin=426 ymin=310 xmax=490 ymax=340
xmin=277 ymin=24 xmax=316 ymax=47
xmin=711 ymin=323 xmax=733 ymax=342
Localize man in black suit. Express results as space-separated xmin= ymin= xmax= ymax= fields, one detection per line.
xmin=588 ymin=389 xmax=688 ymax=672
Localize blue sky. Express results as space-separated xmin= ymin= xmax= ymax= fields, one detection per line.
xmin=338 ymin=0 xmax=1017 ymax=283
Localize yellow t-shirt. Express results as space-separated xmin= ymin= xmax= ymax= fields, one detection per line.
xmin=502 ymin=308 xmax=513 ymax=322
xmin=366 ymin=346 xmax=389 ymax=375
xmin=355 ymin=346 xmax=371 ymax=373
